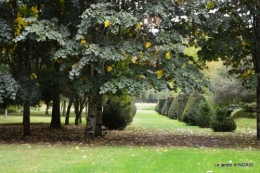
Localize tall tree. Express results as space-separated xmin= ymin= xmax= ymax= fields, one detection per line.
xmin=10 ymin=0 xmax=209 ymax=141
xmin=185 ymin=0 xmax=260 ymax=139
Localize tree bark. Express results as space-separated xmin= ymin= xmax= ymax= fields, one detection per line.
xmin=84 ymin=96 xmax=97 ymax=142
xmin=23 ymin=104 xmax=30 ymax=136
xmin=45 ymin=103 xmax=49 ymax=114
xmin=65 ymin=98 xmax=73 ymax=125
xmin=74 ymin=95 xmax=80 ymax=125
xmin=50 ymin=61 xmax=61 ymax=128
xmin=4 ymin=109 xmax=7 ymax=118
xmin=95 ymin=94 xmax=103 ymax=137
xmin=252 ymin=13 xmax=260 ymax=140
xmin=62 ymin=100 xmax=66 ymax=116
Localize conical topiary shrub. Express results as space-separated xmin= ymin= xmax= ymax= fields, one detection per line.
xmin=157 ymin=98 xmax=166 ymax=115
xmin=182 ymin=92 xmax=206 ymax=126
xmin=168 ymin=93 xmax=190 ymax=121
xmin=161 ymin=97 xmax=174 ymax=116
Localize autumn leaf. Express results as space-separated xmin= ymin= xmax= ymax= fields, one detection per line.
xmin=166 ymin=52 xmax=171 ymax=59
xmin=80 ymin=39 xmax=86 ymax=45
xmin=104 ymin=20 xmax=110 ymax=27
xmin=155 ymin=69 xmax=164 ymax=78
xmin=207 ymin=0 xmax=214 ymax=10
xmin=136 ymin=23 xmax=142 ymax=29
xmin=107 ymin=66 xmax=113 ymax=72
xmin=145 ymin=42 xmax=152 ymax=48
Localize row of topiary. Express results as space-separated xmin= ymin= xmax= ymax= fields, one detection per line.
xmin=155 ymin=92 xmax=236 ymax=132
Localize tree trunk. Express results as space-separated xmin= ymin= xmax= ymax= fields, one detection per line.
xmin=252 ymin=13 xmax=260 ymax=140
xmin=84 ymin=96 xmax=97 ymax=142
xmin=74 ymin=95 xmax=80 ymax=125
xmin=95 ymin=94 xmax=103 ymax=137
xmin=50 ymin=85 xmax=61 ymax=128
xmin=62 ymin=100 xmax=66 ymax=116
xmin=45 ymin=103 xmax=49 ymax=114
xmin=4 ymin=109 xmax=7 ymax=118
xmin=65 ymin=98 xmax=73 ymax=125
xmin=23 ymin=104 xmax=30 ymax=136
xmin=50 ymin=61 xmax=61 ymax=128
xmin=257 ymin=78 xmax=260 ymax=140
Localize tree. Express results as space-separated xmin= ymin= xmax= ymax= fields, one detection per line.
xmin=3 ymin=0 xmax=210 ymax=141
xmin=185 ymin=0 xmax=260 ymax=139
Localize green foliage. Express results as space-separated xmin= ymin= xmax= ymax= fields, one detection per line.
xmin=195 ymin=101 xmax=214 ymax=128
xmin=0 ymin=69 xmax=20 ymax=104
xmin=232 ymin=109 xmax=256 ymax=119
xmin=157 ymin=98 xmax=166 ymax=115
xmin=168 ymin=93 xmax=190 ymax=121
xmin=155 ymin=100 xmax=159 ymax=112
xmin=161 ymin=97 xmax=174 ymax=116
xmin=211 ymin=107 xmax=237 ymax=132
xmin=241 ymin=102 xmax=256 ymax=113
xmin=0 ymin=107 xmax=17 ymax=114
xmin=206 ymin=64 xmax=255 ymax=105
xmin=182 ymin=92 xmax=206 ymax=126
xmin=102 ymin=95 xmax=135 ymax=130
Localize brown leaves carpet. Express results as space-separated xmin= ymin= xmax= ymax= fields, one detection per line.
xmin=0 ymin=124 xmax=259 ymax=149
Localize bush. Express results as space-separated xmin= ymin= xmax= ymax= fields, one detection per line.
xmin=182 ymin=92 xmax=206 ymax=126
xmin=168 ymin=93 xmax=190 ymax=121
xmin=210 ymin=107 xmax=237 ymax=132
xmin=196 ymin=101 xmax=214 ymax=128
xmin=241 ymin=102 xmax=256 ymax=113
xmin=102 ymin=95 xmax=135 ymax=130
xmin=155 ymin=100 xmax=159 ymax=112
xmin=0 ymin=107 xmax=18 ymax=114
xmin=157 ymin=98 xmax=166 ymax=115
xmin=161 ymin=97 xmax=174 ymax=116
xmin=131 ymin=101 xmax=137 ymax=116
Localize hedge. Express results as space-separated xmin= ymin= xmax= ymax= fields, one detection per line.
xmin=157 ymin=98 xmax=166 ymax=115
xmin=168 ymin=93 xmax=190 ymax=121
xmin=161 ymin=97 xmax=174 ymax=116
xmin=182 ymin=92 xmax=206 ymax=126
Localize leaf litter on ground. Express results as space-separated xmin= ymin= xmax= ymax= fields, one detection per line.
xmin=0 ymin=124 xmax=259 ymax=149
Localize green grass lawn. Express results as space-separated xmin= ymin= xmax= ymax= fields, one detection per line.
xmin=0 ymin=105 xmax=259 ymax=173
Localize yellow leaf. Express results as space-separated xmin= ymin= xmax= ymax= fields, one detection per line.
xmin=155 ymin=70 xmax=164 ymax=78
xmin=104 ymin=20 xmax=110 ymax=27
xmin=145 ymin=42 xmax=152 ymax=48
xmin=80 ymin=39 xmax=86 ymax=45
xmin=166 ymin=52 xmax=171 ymax=59
xmin=107 ymin=66 xmax=113 ymax=72
xmin=75 ymin=146 xmax=79 ymax=150
xmin=207 ymin=0 xmax=214 ymax=10
xmin=194 ymin=30 xmax=199 ymax=36
xmin=136 ymin=23 xmax=141 ymax=29
xmin=85 ymin=45 xmax=89 ymax=49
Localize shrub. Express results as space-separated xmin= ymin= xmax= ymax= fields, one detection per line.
xmin=182 ymin=92 xmax=206 ymax=126
xmin=0 ymin=107 xmax=18 ymax=114
xmin=102 ymin=95 xmax=134 ymax=130
xmin=241 ymin=102 xmax=256 ymax=113
xmin=196 ymin=101 xmax=214 ymax=128
xmin=210 ymin=107 xmax=237 ymax=132
xmin=161 ymin=97 xmax=174 ymax=116
xmin=131 ymin=101 xmax=137 ymax=116
xmin=155 ymin=100 xmax=159 ymax=112
xmin=168 ymin=93 xmax=190 ymax=121
xmin=157 ymin=98 xmax=166 ymax=115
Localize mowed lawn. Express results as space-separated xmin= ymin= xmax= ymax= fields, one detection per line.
xmin=0 ymin=104 xmax=259 ymax=173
